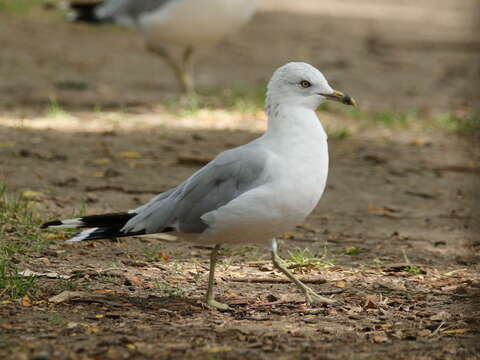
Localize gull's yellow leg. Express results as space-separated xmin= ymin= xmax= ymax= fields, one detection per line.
xmin=146 ymin=44 xmax=195 ymax=94
xmin=270 ymin=239 xmax=336 ymax=305
xmin=180 ymin=46 xmax=195 ymax=95
xmin=206 ymin=244 xmax=231 ymax=310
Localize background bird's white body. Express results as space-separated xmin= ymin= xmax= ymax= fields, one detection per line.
xmin=139 ymin=0 xmax=256 ymax=47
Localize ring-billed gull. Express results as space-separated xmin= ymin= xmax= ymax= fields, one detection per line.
xmin=68 ymin=0 xmax=257 ymax=93
xmin=42 ymin=62 xmax=356 ymax=310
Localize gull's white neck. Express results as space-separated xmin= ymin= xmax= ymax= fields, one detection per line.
xmin=263 ymin=102 xmax=327 ymax=145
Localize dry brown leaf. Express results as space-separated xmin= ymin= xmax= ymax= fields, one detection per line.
xmin=125 ymin=276 xmax=143 ymax=287
xmin=411 ymin=139 xmax=429 ymax=147
xmin=336 ymin=280 xmax=346 ymax=288
xmin=441 ymin=284 xmax=459 ymax=292
xmin=158 ymin=252 xmax=170 ymax=262
xmin=364 ymin=295 xmax=378 ymax=309
xmin=45 ymin=233 xmax=67 ymax=240
xmin=93 ymin=289 xmax=125 ymax=295
xmin=86 ymin=326 xmax=101 ymax=334
xmin=377 ymin=323 xmax=393 ymax=329
xmin=417 ymin=329 xmax=431 ymax=337
xmin=376 ymin=279 xmax=406 ymax=291
xmin=118 ymin=151 xmax=141 ymax=159
xmin=367 ymin=205 xmax=402 ymax=219
xmin=373 ymin=334 xmax=388 ymax=343
xmin=21 ymin=296 xmax=32 ymax=307
xmin=430 ymin=311 xmax=451 ymax=321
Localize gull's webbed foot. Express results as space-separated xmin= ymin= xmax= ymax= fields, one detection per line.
xmin=207 ymin=298 xmax=232 ymax=311
xmin=304 ymin=287 xmax=337 ymax=305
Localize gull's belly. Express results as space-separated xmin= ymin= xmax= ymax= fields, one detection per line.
xmin=193 ymin=165 xmax=327 ymax=246
xmin=139 ymin=0 xmax=256 ymax=46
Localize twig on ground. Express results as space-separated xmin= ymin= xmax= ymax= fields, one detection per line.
xmin=227 ymin=276 xmax=327 ymax=284
xmin=430 ymin=320 xmax=447 ymax=337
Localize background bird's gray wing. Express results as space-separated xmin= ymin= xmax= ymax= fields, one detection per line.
xmin=123 ymin=145 xmax=270 ymax=234
xmin=96 ymin=0 xmax=173 ymax=21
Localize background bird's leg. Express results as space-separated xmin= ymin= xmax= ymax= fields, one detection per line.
xmin=206 ymin=244 xmax=231 ymax=310
xmin=270 ymin=239 xmax=337 ymax=305
xmin=180 ymin=46 xmax=195 ymax=95
xmin=147 ymin=44 xmax=191 ymax=93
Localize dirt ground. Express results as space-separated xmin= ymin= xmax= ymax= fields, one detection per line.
xmin=0 ymin=0 xmax=479 ymax=359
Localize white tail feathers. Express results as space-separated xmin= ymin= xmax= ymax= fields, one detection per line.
xmin=44 ymin=218 xmax=84 ymax=229
xmin=65 ymin=228 xmax=99 ymax=243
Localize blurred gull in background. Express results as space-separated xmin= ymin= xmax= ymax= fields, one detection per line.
xmin=67 ymin=0 xmax=257 ymax=93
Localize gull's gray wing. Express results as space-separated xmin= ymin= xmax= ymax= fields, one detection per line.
xmin=96 ymin=0 xmax=173 ymax=22
xmin=122 ymin=144 xmax=270 ymax=234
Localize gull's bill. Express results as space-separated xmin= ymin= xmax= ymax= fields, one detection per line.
xmin=320 ymin=90 xmax=357 ymax=106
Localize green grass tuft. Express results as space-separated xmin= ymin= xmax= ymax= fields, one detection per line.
xmin=345 ymin=246 xmax=361 ymax=255
xmin=46 ymin=96 xmax=68 ymax=118
xmin=153 ymin=280 xmax=186 ymax=298
xmin=403 ymin=265 xmax=423 ymax=275
xmin=222 ymin=84 xmax=266 ymax=114
xmin=287 ymin=247 xmax=335 ymax=272
xmin=47 ymin=314 xmax=66 ymax=326
xmin=0 ymin=0 xmax=41 ymax=14
xmin=401 ymin=249 xmax=425 ymax=275
xmin=0 ymin=260 xmax=36 ymax=298
xmin=141 ymin=244 xmax=168 ymax=263
xmin=327 ymin=128 xmax=351 ymax=140
xmin=0 ymin=184 xmax=47 ymax=257
xmin=433 ymin=112 xmax=480 ymax=134
xmin=372 ymin=110 xmax=415 ymax=126
xmin=0 ymin=184 xmax=53 ymax=298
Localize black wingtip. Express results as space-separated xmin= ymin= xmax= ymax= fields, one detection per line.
xmin=41 ymin=220 xmax=62 ymax=229
xmin=69 ymin=1 xmax=107 ymax=24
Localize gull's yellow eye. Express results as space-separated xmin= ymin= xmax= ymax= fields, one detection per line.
xmin=300 ymin=80 xmax=311 ymax=88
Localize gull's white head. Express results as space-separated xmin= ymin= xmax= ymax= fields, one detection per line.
xmin=266 ymin=62 xmax=356 ymax=110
